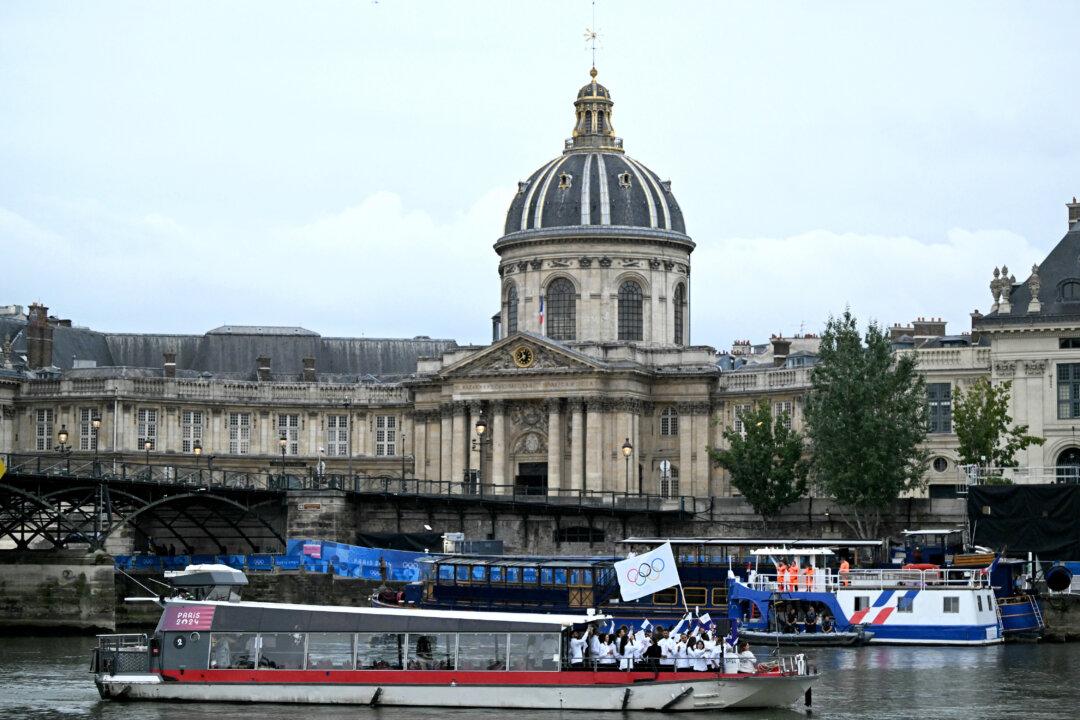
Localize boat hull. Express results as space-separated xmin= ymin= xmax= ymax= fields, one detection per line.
xmin=96 ymin=670 xmax=816 ymax=711
xmin=740 ymin=629 xmax=871 ymax=647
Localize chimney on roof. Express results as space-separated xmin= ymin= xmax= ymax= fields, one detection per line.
xmin=890 ymin=323 xmax=914 ymax=341
xmin=302 ymin=357 xmax=316 ymax=382
xmin=1069 ymin=197 xmax=1080 ymax=230
xmin=163 ymin=351 xmax=177 ymax=378
xmin=912 ymin=317 xmax=947 ymax=339
xmin=970 ymin=309 xmax=984 ymax=344
xmin=257 ymin=355 xmax=271 ymax=381
xmin=771 ymin=337 xmax=791 ymax=367
xmin=26 ymin=302 xmax=53 ymax=369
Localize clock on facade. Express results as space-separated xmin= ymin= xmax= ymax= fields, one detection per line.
xmin=512 ymin=346 xmax=535 ymax=368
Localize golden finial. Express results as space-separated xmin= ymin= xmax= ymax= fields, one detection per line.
xmin=589 ymin=66 xmax=598 ymax=81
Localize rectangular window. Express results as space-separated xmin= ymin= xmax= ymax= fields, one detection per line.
xmin=897 ymin=595 xmax=915 ymax=613
xmin=228 ymin=412 xmax=251 ymax=454
xmin=732 ymin=404 xmax=752 ymax=436
xmin=653 ymin=588 xmax=678 ymax=605
xmin=943 ymin=596 xmax=960 ymax=614
xmin=357 ymin=632 xmax=405 ymax=670
xmin=490 ymin=566 xmax=504 ymax=583
xmin=660 ymin=409 xmax=679 ymax=436
xmin=258 ymin=632 xmax=305 ymax=670
xmin=181 ymin=410 xmax=203 ymax=453
xmin=505 ymin=566 xmax=521 ymax=584
xmin=278 ymin=413 xmax=299 ymax=455
xmin=78 ymin=407 xmax=99 ymax=451
xmin=854 ymin=596 xmax=870 ymax=612
xmin=682 ymin=587 xmax=707 ymax=606
xmin=375 ymin=415 xmax=397 ymax=456
xmin=456 ymin=633 xmax=507 ymax=671
xmin=405 ymin=633 xmax=454 ymax=670
xmin=773 ymin=401 xmax=794 ymax=429
xmin=137 ymin=408 xmax=157 ymax=450
xmin=35 ymin=408 xmax=53 ymax=451
xmin=306 ymin=633 xmax=354 ymax=670
xmin=210 ymin=632 xmax=259 ymax=669
xmin=522 ymin=567 xmax=538 ymax=584
xmin=1059 ymin=364 xmax=1080 ymax=419
xmin=711 ymin=587 xmax=727 ymax=607
xmin=508 ymin=632 xmax=559 ymax=671
xmin=927 ymin=383 xmax=953 ymax=433
xmin=1061 ymin=338 xmax=1080 ymax=349
xmin=327 ymin=414 xmax=349 ymax=456
xmin=977 ymin=595 xmax=983 ymax=612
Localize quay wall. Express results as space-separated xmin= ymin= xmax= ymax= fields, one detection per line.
xmin=0 ymin=551 xmax=115 ymax=633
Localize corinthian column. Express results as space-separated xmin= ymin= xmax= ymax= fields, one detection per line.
xmin=451 ymin=403 xmax=467 ymax=484
xmin=491 ymin=401 xmax=507 ymax=491
xmin=546 ymin=398 xmax=562 ymax=494
xmin=585 ymin=399 xmax=604 ymax=492
xmin=570 ymin=399 xmax=585 ymax=492
xmin=439 ymin=406 xmax=452 ymax=481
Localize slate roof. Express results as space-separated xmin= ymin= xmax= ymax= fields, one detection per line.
xmin=978 ymin=223 xmax=1080 ymax=327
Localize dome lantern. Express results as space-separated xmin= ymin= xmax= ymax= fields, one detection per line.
xmin=568 ymin=67 xmax=622 ymax=153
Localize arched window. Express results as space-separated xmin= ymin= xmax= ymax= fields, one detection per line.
xmin=660 ymin=464 xmax=679 ymax=498
xmin=660 ymin=407 xmax=679 ymax=436
xmin=546 ymin=278 xmax=577 ymax=341
xmin=505 ymin=284 xmax=518 ymax=335
xmin=673 ymin=283 xmax=686 ymax=345
xmin=618 ymin=280 xmax=644 ymax=341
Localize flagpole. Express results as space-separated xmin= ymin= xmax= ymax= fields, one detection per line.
xmin=679 ymin=582 xmax=690 ymax=616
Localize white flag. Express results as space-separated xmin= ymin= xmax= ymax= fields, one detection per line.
xmin=699 ymin=612 xmax=712 ymax=626
xmin=614 ymin=542 xmax=682 ymax=602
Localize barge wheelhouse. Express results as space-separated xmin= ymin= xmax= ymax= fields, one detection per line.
xmin=93 ymin=565 xmax=817 ymax=711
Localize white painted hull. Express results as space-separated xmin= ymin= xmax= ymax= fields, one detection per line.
xmin=97 ymin=674 xmax=816 ymax=711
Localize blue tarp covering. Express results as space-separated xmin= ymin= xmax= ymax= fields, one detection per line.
xmin=114 ymin=540 xmax=429 ymax=581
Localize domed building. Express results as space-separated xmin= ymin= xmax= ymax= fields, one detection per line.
xmin=408 ymin=70 xmax=721 ymax=499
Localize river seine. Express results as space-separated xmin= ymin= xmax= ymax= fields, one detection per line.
xmin=1 ymin=635 xmax=1077 ymax=719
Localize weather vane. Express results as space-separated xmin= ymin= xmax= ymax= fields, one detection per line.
xmin=584 ymin=0 xmax=601 ymax=70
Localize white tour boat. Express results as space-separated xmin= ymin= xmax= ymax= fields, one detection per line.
xmin=92 ymin=565 xmax=817 ymax=711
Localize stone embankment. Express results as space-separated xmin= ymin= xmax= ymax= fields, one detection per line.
xmin=0 ymin=551 xmax=115 ymax=633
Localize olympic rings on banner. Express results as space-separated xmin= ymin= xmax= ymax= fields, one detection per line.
xmin=625 ymin=557 xmax=667 ymax=587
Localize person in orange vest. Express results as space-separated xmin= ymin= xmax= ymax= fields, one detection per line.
xmin=775 ymin=560 xmax=787 ymax=591
xmin=786 ymin=560 xmax=799 ymax=592
xmin=839 ymin=558 xmax=851 ymax=587
xmin=804 ymin=563 xmax=815 ymax=591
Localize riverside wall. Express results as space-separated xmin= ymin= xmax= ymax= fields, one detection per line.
xmin=0 ymin=551 xmax=116 ymax=633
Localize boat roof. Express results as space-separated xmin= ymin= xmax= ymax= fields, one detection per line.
xmin=901 ymin=529 xmax=963 ymax=536
xmin=751 ymin=547 xmax=835 ymax=557
xmin=433 ymin=558 xmax=609 ymax=568
xmin=177 ymin=599 xmax=610 ymax=629
xmin=619 ymin=536 xmax=886 ymax=548
xmin=163 ymin=564 xmax=248 ymax=587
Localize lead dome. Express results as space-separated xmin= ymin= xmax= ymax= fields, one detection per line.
xmin=502 ymin=69 xmax=686 ymax=238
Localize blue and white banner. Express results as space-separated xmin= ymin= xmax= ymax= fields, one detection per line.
xmin=614 ymin=542 xmax=681 ymax=602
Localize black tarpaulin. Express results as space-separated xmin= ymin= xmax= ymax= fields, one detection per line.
xmin=354 ymin=532 xmax=443 ymax=552
xmin=967 ymin=485 xmax=1080 ymax=559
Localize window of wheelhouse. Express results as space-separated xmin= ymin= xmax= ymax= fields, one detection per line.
xmin=522 ymin=566 xmax=539 ymax=585
xmin=673 ymin=282 xmax=686 ymax=345
xmin=406 ymin=633 xmax=454 ymax=670
xmin=509 ymin=633 xmax=560 ymax=671
xmin=209 ymin=632 xmax=258 ymax=669
xmin=618 ymin=280 xmax=644 ymax=341
xmin=471 ymin=565 xmax=487 ymax=582
xmin=455 ymin=565 xmax=469 ymax=582
xmin=505 ymin=284 xmax=519 ymax=335
xmin=541 ymin=567 xmax=555 ymax=585
xmin=505 ymin=566 xmax=521 ymax=584
xmin=438 ymin=564 xmax=454 ymax=582
xmin=489 ymin=566 xmax=504 ymax=583
xmin=653 ymin=588 xmax=678 ymax=605
xmin=457 ymin=633 xmax=507 ymax=671
xmin=546 ymin=278 xmax=577 ymax=341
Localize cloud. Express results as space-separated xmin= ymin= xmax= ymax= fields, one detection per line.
xmin=3 ymin=194 xmax=1044 ymax=352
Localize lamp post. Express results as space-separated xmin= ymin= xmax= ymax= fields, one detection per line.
xmin=279 ymin=434 xmax=288 ymax=486
xmin=621 ymin=437 xmax=633 ymax=495
xmin=142 ymin=437 xmax=152 ymax=478
xmin=91 ymin=415 xmax=101 ymax=460
xmin=473 ymin=414 xmax=489 ymax=493
xmin=193 ymin=439 xmax=203 ymax=484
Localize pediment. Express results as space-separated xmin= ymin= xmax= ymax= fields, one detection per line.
xmin=441 ymin=334 xmax=605 ymax=378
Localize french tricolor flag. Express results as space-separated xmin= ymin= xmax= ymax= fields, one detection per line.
xmin=538 ymin=296 xmax=545 ymax=326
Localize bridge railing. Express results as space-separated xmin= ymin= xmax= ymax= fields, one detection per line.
xmin=2 ymin=453 xmax=700 ymax=512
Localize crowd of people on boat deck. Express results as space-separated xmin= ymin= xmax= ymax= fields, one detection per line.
xmin=775 ymin=601 xmax=836 ymax=634
xmin=760 ymin=556 xmax=852 ymax=591
xmin=566 ymin=616 xmax=757 ymax=673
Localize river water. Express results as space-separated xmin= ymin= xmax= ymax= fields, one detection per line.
xmin=1 ymin=635 xmax=1077 ymax=719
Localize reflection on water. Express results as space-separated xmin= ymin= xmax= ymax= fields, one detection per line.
xmin=1 ymin=635 xmax=1078 ymax=719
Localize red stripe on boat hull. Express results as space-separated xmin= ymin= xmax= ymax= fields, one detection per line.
xmin=161 ymin=669 xmax=787 ymax=686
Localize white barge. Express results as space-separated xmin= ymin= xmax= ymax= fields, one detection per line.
xmin=92 ymin=566 xmax=817 ymax=711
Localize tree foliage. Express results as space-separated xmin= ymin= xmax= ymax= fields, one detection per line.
xmin=710 ymin=402 xmax=807 ymax=530
xmin=952 ymin=377 xmax=1044 ymax=471
xmin=803 ymin=311 xmax=928 ymax=538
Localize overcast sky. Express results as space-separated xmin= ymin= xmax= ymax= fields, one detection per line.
xmin=2 ymin=1 xmax=1077 ymax=348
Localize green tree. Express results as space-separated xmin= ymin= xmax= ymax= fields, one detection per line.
xmin=952 ymin=377 xmax=1043 ymax=475
xmin=803 ymin=311 xmax=928 ymax=538
xmin=710 ymin=402 xmax=807 ymax=530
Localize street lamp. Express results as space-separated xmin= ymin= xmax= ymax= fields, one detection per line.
xmin=400 ymin=431 xmax=407 ymax=480
xmin=91 ymin=415 xmax=101 ymax=461
xmin=56 ymin=424 xmax=70 ymax=451
xmin=473 ymin=414 xmax=489 ymax=492
xmin=141 ymin=437 xmax=151 ymax=477
xmin=621 ymin=438 xmax=633 ymax=495
xmin=279 ymin=434 xmax=288 ymax=479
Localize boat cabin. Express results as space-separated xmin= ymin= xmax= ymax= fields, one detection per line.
xmin=164 ymin=564 xmax=248 ymax=602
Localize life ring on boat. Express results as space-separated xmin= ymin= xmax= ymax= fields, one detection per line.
xmin=902 ymin=563 xmax=939 ymax=571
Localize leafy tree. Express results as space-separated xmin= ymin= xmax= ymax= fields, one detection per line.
xmin=803 ymin=311 xmax=928 ymax=539
xmin=710 ymin=402 xmax=807 ymax=530
xmin=952 ymin=377 xmax=1043 ymax=475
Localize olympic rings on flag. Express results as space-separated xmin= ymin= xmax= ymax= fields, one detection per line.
xmin=625 ymin=557 xmax=668 ymax=586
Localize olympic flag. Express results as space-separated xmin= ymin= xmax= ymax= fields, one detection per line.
xmin=614 ymin=542 xmax=681 ymax=602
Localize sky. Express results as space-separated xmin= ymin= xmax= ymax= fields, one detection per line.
xmin=2 ymin=1 xmax=1077 ymax=348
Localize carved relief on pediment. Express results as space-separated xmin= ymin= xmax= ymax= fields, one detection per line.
xmin=456 ymin=342 xmax=589 ymax=376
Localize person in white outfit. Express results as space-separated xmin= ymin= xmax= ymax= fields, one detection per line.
xmin=736 ymin=640 xmax=757 ymax=674
xmin=568 ymin=629 xmax=590 ymax=667
xmin=675 ymin=633 xmax=692 ymax=670
xmin=689 ymin=640 xmax=709 ymax=672
xmin=658 ymin=630 xmax=676 ymax=669
xmin=597 ymin=634 xmax=617 ymax=666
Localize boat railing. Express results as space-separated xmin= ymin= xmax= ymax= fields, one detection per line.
xmin=746 ymin=567 xmax=989 ymax=593
xmin=563 ymin=652 xmax=811 ymax=677
xmin=91 ymin=633 xmax=150 ymax=675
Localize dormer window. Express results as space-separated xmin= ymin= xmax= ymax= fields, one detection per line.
xmin=517 ymin=181 xmax=529 ymax=195
xmin=1062 ymin=280 xmax=1080 ymax=302
xmin=558 ymin=172 xmax=573 ymax=190
xmin=618 ymin=172 xmax=632 ymax=188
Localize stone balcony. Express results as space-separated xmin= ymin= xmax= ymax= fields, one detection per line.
xmin=909 ymin=346 xmax=991 ymax=370
xmin=717 ymin=366 xmax=813 ymax=393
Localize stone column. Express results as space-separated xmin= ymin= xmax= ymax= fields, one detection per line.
xmin=468 ymin=401 xmax=482 ymax=480
xmin=631 ymin=402 xmax=642 ymax=495
xmin=693 ymin=403 xmax=710 ymax=496
xmin=546 ymin=398 xmax=562 ymax=493
xmin=439 ymin=406 xmax=452 ymax=482
xmin=491 ymin=401 xmax=507 ymax=490
xmin=570 ymin=399 xmax=585 ymax=492
xmin=451 ymin=403 xmax=467 ymax=485
xmin=679 ymin=403 xmax=693 ymax=498
xmin=413 ymin=414 xmax=427 ymax=481
xmin=585 ymin=399 xmax=604 ymax=492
